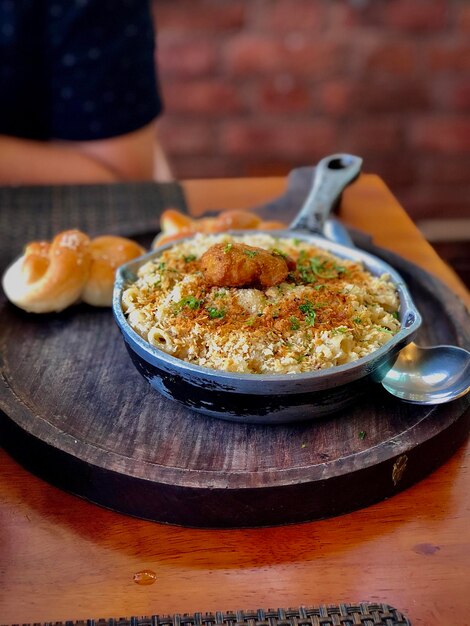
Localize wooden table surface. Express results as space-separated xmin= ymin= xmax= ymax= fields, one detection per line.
xmin=0 ymin=174 xmax=469 ymax=626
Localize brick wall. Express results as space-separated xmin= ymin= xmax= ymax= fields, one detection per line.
xmin=153 ymin=0 xmax=470 ymax=224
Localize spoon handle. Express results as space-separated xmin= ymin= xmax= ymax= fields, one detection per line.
xmin=289 ymin=153 xmax=363 ymax=235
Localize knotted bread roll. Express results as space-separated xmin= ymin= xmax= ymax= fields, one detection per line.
xmin=83 ymin=235 xmax=146 ymax=307
xmin=2 ymin=230 xmax=145 ymax=313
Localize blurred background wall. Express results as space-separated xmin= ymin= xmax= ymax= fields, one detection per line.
xmin=153 ymin=0 xmax=469 ymax=283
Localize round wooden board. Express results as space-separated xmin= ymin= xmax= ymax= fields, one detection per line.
xmin=0 ymin=243 xmax=469 ymax=528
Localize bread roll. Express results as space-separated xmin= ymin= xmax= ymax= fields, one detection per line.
xmin=82 ymin=236 xmax=145 ymax=307
xmin=152 ymin=209 xmax=286 ymax=247
xmin=2 ymin=230 xmax=92 ymax=313
xmin=2 ymin=230 xmax=145 ymax=313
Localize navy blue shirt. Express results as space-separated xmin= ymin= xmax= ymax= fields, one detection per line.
xmin=0 ymin=0 xmax=163 ymax=141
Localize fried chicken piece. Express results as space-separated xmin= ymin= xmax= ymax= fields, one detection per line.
xmin=200 ymin=242 xmax=294 ymax=289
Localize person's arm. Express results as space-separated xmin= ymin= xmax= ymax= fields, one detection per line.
xmin=0 ymin=121 xmax=161 ymax=185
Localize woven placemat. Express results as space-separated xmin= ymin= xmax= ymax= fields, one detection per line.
xmin=0 ymin=181 xmax=187 ymax=273
xmin=3 ymin=604 xmax=412 ymax=626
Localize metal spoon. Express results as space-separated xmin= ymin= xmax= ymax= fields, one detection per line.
xmin=381 ymin=341 xmax=470 ymax=404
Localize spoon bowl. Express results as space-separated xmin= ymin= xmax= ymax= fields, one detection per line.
xmin=381 ymin=342 xmax=470 ymax=404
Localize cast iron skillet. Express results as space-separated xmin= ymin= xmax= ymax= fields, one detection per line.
xmin=113 ymin=154 xmax=422 ymax=424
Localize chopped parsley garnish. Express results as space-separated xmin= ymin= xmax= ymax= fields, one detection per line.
xmin=290 ymin=316 xmax=300 ymax=330
xmin=392 ymin=311 xmax=399 ymax=319
xmin=299 ymin=300 xmax=316 ymax=325
xmin=296 ymin=255 xmax=348 ymax=284
xmin=376 ymin=326 xmax=394 ymax=334
xmin=156 ymin=261 xmax=166 ymax=271
xmin=183 ymin=254 xmax=197 ymax=263
xmin=310 ymin=256 xmax=329 ymax=272
xmin=244 ymin=249 xmax=258 ymax=258
xmin=333 ymin=326 xmax=349 ymax=334
xmin=271 ymin=248 xmax=287 ymax=258
xmin=310 ymin=256 xmax=346 ymax=279
xmin=297 ymin=263 xmax=317 ymax=284
xmin=207 ymin=307 xmax=225 ymax=319
xmin=353 ymin=317 xmax=362 ymax=324
xmin=296 ymin=253 xmax=323 ymax=282
xmin=214 ymin=290 xmax=226 ymax=298
xmin=175 ymin=296 xmax=203 ymax=311
xmin=358 ymin=431 xmax=366 ymax=440
xmin=223 ymin=243 xmax=233 ymax=253
xmin=245 ymin=316 xmax=256 ymax=326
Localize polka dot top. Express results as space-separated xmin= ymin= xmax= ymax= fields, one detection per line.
xmin=0 ymin=0 xmax=163 ymax=141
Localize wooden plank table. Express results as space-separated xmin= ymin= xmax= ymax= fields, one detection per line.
xmin=0 ymin=174 xmax=469 ymax=626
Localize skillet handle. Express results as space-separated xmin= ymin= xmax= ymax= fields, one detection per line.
xmin=289 ymin=154 xmax=362 ymax=239
xmin=323 ymin=217 xmax=355 ymax=247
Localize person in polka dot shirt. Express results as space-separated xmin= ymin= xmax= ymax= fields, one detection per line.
xmin=0 ymin=0 xmax=170 ymax=183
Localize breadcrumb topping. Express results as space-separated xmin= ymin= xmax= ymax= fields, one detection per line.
xmin=122 ymin=233 xmax=400 ymax=374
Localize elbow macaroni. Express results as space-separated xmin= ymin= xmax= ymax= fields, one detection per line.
xmin=122 ymin=233 xmax=401 ymax=374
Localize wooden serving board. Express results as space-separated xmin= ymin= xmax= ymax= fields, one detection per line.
xmin=0 ymin=178 xmax=469 ymax=528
